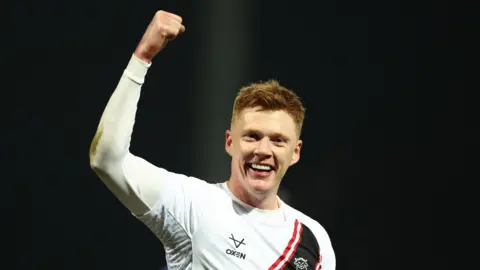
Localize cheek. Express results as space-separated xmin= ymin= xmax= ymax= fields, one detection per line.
xmin=231 ymin=143 xmax=248 ymax=163
xmin=238 ymin=141 xmax=254 ymax=155
xmin=276 ymin=149 xmax=294 ymax=164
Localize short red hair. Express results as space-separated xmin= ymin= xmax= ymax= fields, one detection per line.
xmin=231 ymin=80 xmax=305 ymax=136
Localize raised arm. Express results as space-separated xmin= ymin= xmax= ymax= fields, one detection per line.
xmin=89 ymin=11 xmax=186 ymax=215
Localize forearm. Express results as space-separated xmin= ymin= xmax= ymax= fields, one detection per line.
xmin=89 ymin=54 xmax=153 ymax=214
xmin=90 ymin=54 xmax=149 ymax=167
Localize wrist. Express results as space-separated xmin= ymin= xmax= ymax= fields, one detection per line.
xmin=133 ymin=45 xmax=154 ymax=64
xmin=125 ymin=53 xmax=151 ymax=84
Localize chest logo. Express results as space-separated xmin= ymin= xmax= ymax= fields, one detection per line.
xmin=229 ymin=233 xmax=246 ymax=248
xmin=225 ymin=233 xmax=247 ymax=260
xmin=294 ymin=257 xmax=309 ymax=270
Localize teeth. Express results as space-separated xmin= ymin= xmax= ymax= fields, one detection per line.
xmin=251 ymin=164 xmax=272 ymax=171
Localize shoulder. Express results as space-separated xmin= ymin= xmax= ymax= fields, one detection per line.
xmin=283 ymin=202 xmax=332 ymax=244
xmin=179 ymin=176 xmax=229 ymax=200
xmin=283 ymin=203 xmax=336 ymax=269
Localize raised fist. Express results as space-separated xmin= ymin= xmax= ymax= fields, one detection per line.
xmin=134 ymin=10 xmax=185 ymax=63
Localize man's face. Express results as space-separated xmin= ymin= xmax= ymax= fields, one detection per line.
xmin=225 ymin=107 xmax=302 ymax=196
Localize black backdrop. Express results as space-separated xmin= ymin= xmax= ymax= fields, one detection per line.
xmin=14 ymin=1 xmax=465 ymax=269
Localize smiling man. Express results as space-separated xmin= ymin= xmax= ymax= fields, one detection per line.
xmin=226 ymin=84 xmax=304 ymax=211
xmin=89 ymin=10 xmax=335 ymax=270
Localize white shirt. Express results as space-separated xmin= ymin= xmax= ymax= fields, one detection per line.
xmin=90 ymin=55 xmax=336 ymax=270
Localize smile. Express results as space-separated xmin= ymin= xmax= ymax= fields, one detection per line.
xmin=246 ymin=163 xmax=275 ymax=178
xmin=250 ymin=163 xmax=272 ymax=171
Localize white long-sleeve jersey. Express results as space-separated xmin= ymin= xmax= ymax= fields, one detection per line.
xmin=90 ymin=55 xmax=336 ymax=270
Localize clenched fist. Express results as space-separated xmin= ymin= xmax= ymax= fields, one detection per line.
xmin=134 ymin=10 xmax=185 ymax=63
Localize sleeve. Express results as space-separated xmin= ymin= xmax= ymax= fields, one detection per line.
xmin=131 ymin=159 xmax=208 ymax=269
xmin=133 ymin=165 xmax=207 ymax=240
xmin=316 ymin=225 xmax=336 ymax=270
xmin=90 ymin=54 xmax=206 ymax=267
xmin=90 ymin=54 xmax=158 ymax=215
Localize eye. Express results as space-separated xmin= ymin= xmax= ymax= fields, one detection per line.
xmin=244 ymin=132 xmax=261 ymax=141
xmin=272 ymin=137 xmax=287 ymax=145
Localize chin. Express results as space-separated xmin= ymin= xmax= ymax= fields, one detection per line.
xmin=247 ymin=178 xmax=275 ymax=194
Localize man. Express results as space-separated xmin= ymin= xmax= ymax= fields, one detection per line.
xmin=90 ymin=10 xmax=335 ymax=270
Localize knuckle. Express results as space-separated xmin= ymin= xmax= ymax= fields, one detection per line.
xmin=155 ymin=20 xmax=163 ymax=30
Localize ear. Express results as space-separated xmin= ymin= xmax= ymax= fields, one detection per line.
xmin=289 ymin=139 xmax=302 ymax=166
xmin=225 ymin=130 xmax=233 ymax=156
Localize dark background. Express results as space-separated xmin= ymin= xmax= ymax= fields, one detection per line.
xmin=15 ymin=0 xmax=465 ymax=269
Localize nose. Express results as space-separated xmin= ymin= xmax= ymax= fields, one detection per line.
xmin=253 ymin=137 xmax=272 ymax=157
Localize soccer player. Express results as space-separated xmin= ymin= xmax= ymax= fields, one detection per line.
xmin=90 ymin=10 xmax=336 ymax=270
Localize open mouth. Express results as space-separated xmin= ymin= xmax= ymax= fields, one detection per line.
xmin=246 ymin=163 xmax=274 ymax=174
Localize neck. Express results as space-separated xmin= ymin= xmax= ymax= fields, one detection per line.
xmin=226 ymin=179 xmax=280 ymax=210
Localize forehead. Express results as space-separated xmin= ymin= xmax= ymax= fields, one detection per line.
xmin=234 ymin=107 xmax=297 ymax=137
